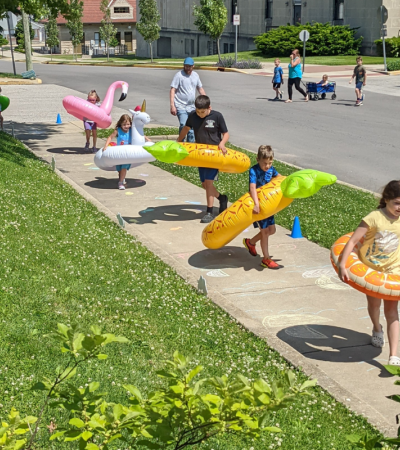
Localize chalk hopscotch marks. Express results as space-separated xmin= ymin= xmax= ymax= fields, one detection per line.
xmin=284 ymin=325 xmax=329 ymax=340
xmin=185 ymin=201 xmax=201 ymax=205
xmin=302 ymin=268 xmax=352 ymax=291
xmin=170 ymin=227 xmax=182 ymax=231
xmin=206 ymin=269 xmax=229 ymax=277
xmin=223 ymin=281 xmax=290 ymax=297
xmin=263 ymin=313 xmax=332 ymax=329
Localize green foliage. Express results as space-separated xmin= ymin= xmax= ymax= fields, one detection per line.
xmin=99 ymin=0 xmax=118 ymax=61
xmin=0 ymin=35 xmax=8 ymax=47
xmin=254 ymin=22 xmax=363 ymax=57
xmin=45 ymin=12 xmax=59 ymax=61
xmin=137 ymin=0 xmax=161 ymax=62
xmin=0 ymin=1 xmax=70 ymax=18
xmin=96 ymin=126 xmax=179 ymax=139
xmin=66 ymin=0 xmax=83 ymax=60
xmin=375 ymin=37 xmax=400 ymax=58
xmin=14 ymin=19 xmax=34 ymax=52
xmin=216 ymin=56 xmax=262 ymax=69
xmin=193 ymin=0 xmax=227 ymax=61
xmin=0 ymin=408 xmax=37 ymax=450
xmin=387 ymin=60 xmax=400 ymax=71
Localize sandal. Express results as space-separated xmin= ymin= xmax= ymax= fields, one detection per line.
xmin=371 ymin=325 xmax=385 ymax=348
xmin=389 ymin=356 xmax=400 ymax=366
xmin=284 ymin=99 xmax=292 ymax=103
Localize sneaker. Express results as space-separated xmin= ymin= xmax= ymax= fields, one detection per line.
xmin=273 ymin=96 xmax=279 ymax=101
xmin=371 ymin=325 xmax=384 ymax=348
xmin=359 ymin=100 xmax=363 ymax=106
xmin=218 ymin=194 xmax=228 ymax=214
xmin=243 ymin=238 xmax=257 ymax=257
xmin=279 ymin=91 xmax=283 ymax=99
xmin=388 ymin=356 xmax=400 ymax=366
xmin=200 ymin=213 xmax=214 ymax=223
xmin=92 ymin=146 xmax=98 ymax=153
xmin=261 ymin=258 xmax=280 ymax=269
xmin=118 ymin=182 xmax=125 ymax=190
xmin=123 ymin=179 xmax=127 ymax=185
xmin=355 ymin=100 xmax=361 ymax=106
xmin=84 ymin=142 xmax=90 ymax=150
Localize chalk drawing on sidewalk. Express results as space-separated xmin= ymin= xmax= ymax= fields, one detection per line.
xmin=185 ymin=201 xmax=202 ymax=205
xmin=155 ymin=196 xmax=168 ymax=200
xmin=223 ymin=281 xmax=290 ymax=297
xmin=269 ymin=243 xmax=297 ymax=250
xmin=284 ymin=325 xmax=329 ymax=340
xmin=170 ymin=227 xmax=182 ymax=231
xmin=263 ymin=314 xmax=332 ymax=329
xmin=139 ymin=173 xmax=149 ymax=176
xmin=206 ymin=269 xmax=229 ymax=277
xmin=201 ymin=264 xmax=238 ymax=271
xmin=89 ymin=167 xmax=100 ymax=170
xmin=140 ymin=208 xmax=155 ymax=214
xmin=302 ymin=268 xmax=352 ymax=291
xmin=128 ymin=219 xmax=138 ymax=223
xmin=84 ymin=163 xmax=93 ymax=166
xmin=175 ymin=252 xmax=194 ymax=259
xmin=125 ymin=192 xmax=134 ymax=196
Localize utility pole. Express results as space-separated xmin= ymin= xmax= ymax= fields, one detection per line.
xmin=6 ymin=12 xmax=16 ymax=75
xmin=22 ymin=9 xmax=33 ymax=71
xmin=233 ymin=2 xmax=240 ymax=64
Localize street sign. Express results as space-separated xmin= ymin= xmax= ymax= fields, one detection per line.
xmin=299 ymin=30 xmax=310 ymax=42
xmin=382 ymin=28 xmax=387 ymax=37
xmin=378 ymin=5 xmax=388 ymax=24
xmin=233 ymin=14 xmax=240 ymax=26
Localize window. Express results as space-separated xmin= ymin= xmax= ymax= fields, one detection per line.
xmin=334 ymin=0 xmax=344 ymax=20
xmin=185 ymin=38 xmax=190 ymax=55
xmin=230 ymin=43 xmax=234 ymax=53
xmin=224 ymin=43 xmax=228 ymax=53
xmin=94 ymin=32 xmax=105 ymax=47
xmin=114 ymin=7 xmax=129 ymax=13
xmin=293 ymin=4 xmax=301 ymax=24
xmin=265 ymin=0 xmax=273 ymax=19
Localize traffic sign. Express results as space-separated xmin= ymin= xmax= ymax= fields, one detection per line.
xmin=233 ymin=14 xmax=240 ymax=26
xmin=378 ymin=5 xmax=388 ymax=24
xmin=299 ymin=30 xmax=310 ymax=42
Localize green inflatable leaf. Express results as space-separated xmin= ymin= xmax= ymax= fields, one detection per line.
xmin=281 ymin=169 xmax=337 ymax=199
xmin=143 ymin=140 xmax=189 ymax=163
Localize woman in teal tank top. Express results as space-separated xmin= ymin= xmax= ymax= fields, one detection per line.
xmin=285 ymin=49 xmax=308 ymax=103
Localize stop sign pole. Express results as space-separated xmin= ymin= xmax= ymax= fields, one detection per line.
xmin=379 ymin=5 xmax=388 ymax=71
xmin=299 ymin=30 xmax=310 ymax=73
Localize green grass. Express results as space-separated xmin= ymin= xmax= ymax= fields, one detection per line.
xmin=96 ymin=126 xmax=179 ymax=140
xmin=152 ymin=143 xmax=378 ymax=250
xmin=0 ymin=131 xmax=382 ymax=449
xmin=0 ymin=71 xmax=23 ymax=79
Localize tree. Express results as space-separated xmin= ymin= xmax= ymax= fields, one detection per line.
xmin=99 ymin=0 xmax=118 ymax=61
xmin=46 ymin=11 xmax=60 ymax=61
xmin=136 ymin=0 xmax=160 ymax=62
xmin=21 ymin=9 xmax=33 ymax=71
xmin=65 ymin=0 xmax=83 ymax=61
xmin=14 ymin=17 xmax=34 ymax=52
xmin=194 ymin=0 xmax=228 ymax=62
xmin=0 ymin=1 xmax=70 ymax=18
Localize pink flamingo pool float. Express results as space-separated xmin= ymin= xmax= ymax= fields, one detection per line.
xmin=62 ymin=81 xmax=128 ymax=128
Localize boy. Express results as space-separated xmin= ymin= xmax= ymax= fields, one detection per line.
xmin=349 ymin=56 xmax=366 ymax=106
xmin=178 ymin=95 xmax=229 ymax=223
xmin=243 ymin=145 xmax=280 ymax=269
xmin=272 ymin=58 xmax=284 ymax=100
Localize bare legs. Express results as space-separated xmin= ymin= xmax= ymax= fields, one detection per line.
xmin=202 ymin=179 xmax=220 ymax=208
xmin=249 ymin=225 xmax=276 ymax=260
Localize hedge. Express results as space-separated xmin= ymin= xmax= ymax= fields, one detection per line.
xmin=254 ymin=22 xmax=363 ymax=57
xmin=387 ymin=60 xmax=400 ymax=71
xmin=375 ymin=37 xmax=400 ymax=57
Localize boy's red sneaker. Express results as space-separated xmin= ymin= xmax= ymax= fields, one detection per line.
xmin=261 ymin=258 xmax=280 ymax=269
xmin=243 ymin=238 xmax=257 ymax=257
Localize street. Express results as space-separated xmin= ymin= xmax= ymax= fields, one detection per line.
xmin=1 ymin=59 xmax=399 ymax=192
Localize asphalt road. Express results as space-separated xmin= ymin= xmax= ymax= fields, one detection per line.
xmin=1 ymin=60 xmax=398 ymax=192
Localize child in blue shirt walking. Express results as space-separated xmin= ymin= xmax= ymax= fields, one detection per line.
xmin=272 ymin=58 xmax=284 ymax=100
xmin=103 ymin=114 xmax=132 ymax=190
xmin=243 ymin=145 xmax=280 ymax=269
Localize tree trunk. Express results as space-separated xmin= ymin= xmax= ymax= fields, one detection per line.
xmin=107 ymin=44 xmax=109 ymax=62
xmin=217 ymin=38 xmax=221 ymax=63
xmin=22 ymin=10 xmax=33 ymax=71
xmin=150 ymin=42 xmax=153 ymax=62
xmin=51 ymin=47 xmax=52 ymax=62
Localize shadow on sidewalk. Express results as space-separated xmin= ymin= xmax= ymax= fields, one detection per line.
xmin=277 ymin=324 xmax=391 ymax=376
xmin=124 ymin=204 xmax=205 ymax=225
xmin=48 ymin=147 xmax=93 ymax=155
xmin=85 ymin=177 xmax=147 ymax=190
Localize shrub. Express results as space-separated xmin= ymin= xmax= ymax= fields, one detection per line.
xmin=254 ymin=22 xmax=363 ymax=57
xmin=387 ymin=60 xmax=400 ymax=71
xmin=375 ymin=37 xmax=400 ymax=57
xmin=15 ymin=18 xmax=35 ymax=52
xmin=216 ymin=56 xmax=262 ymax=69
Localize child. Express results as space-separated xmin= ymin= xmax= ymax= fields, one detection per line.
xmin=272 ymin=58 xmax=284 ymax=100
xmin=319 ymin=74 xmax=329 ymax=86
xmin=243 ymin=145 xmax=280 ymax=269
xmin=103 ymin=114 xmax=132 ymax=190
xmin=177 ymin=95 xmax=229 ymax=223
xmin=349 ymin=56 xmax=366 ymax=106
xmin=339 ymin=180 xmax=400 ymax=365
xmin=84 ymin=90 xmax=101 ymax=152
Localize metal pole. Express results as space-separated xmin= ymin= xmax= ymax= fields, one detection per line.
xmin=381 ymin=7 xmax=387 ymax=72
xmin=303 ymin=39 xmax=306 ymax=73
xmin=6 ymin=12 xmax=16 ymax=75
xmin=235 ymin=4 xmax=238 ymax=64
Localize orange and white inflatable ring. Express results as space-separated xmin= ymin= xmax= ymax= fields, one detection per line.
xmin=330 ymin=233 xmax=400 ymax=301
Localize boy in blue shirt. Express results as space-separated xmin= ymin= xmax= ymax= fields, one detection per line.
xmin=272 ymin=58 xmax=284 ymax=100
xmin=243 ymin=145 xmax=280 ymax=269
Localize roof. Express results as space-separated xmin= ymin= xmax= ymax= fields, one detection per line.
xmin=56 ymin=0 xmax=136 ymax=25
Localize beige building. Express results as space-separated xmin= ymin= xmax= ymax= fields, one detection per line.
xmin=136 ymin=0 xmax=400 ymax=58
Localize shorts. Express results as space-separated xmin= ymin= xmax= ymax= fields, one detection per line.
xmin=84 ymin=120 xmax=97 ymax=131
xmin=355 ymin=81 xmax=363 ymax=90
xmin=116 ymin=164 xmax=131 ymax=172
xmin=253 ymin=215 xmax=275 ymax=229
xmin=273 ymin=82 xmax=281 ymax=89
xmin=199 ymin=167 xmax=219 ymax=183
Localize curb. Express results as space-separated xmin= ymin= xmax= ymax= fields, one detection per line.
xmin=385 ymin=70 xmax=400 ymax=76
xmin=0 ymin=78 xmax=42 ymax=85
xmin=15 ymin=133 xmax=395 ymax=437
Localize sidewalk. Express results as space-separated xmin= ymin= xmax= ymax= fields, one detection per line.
xmin=5 ymin=84 xmax=400 ymax=436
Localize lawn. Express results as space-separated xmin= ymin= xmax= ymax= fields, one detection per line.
xmin=0 ymin=71 xmax=23 ymax=79
xmin=96 ymin=126 xmax=179 ymax=140
xmin=0 ymin=131 xmax=384 ymax=449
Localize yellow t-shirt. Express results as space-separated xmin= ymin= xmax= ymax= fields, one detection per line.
xmin=359 ymin=209 xmax=400 ymax=275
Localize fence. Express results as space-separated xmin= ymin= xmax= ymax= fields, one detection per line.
xmin=82 ymin=44 xmax=127 ymax=57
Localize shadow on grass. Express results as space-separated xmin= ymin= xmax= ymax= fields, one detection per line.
xmin=124 ymin=204 xmax=205 ymax=225
xmin=276 ymin=324 xmax=391 ymax=376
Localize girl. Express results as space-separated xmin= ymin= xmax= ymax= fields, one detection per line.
xmin=285 ymin=49 xmax=308 ymax=103
xmin=103 ymin=114 xmax=132 ymax=190
xmin=84 ymin=90 xmax=101 ymax=153
xmin=339 ymin=180 xmax=400 ymax=366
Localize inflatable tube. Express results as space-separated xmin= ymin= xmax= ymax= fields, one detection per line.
xmin=94 ymin=143 xmax=156 ymax=171
xmin=0 ymin=95 xmax=10 ymax=112
xmin=331 ymin=233 xmax=400 ymax=301
xmin=63 ymin=81 xmax=128 ymax=128
xmin=144 ymin=141 xmax=250 ymax=174
xmin=202 ymin=169 xmax=337 ymax=249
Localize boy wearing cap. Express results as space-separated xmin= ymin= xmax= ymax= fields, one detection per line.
xmin=178 ymin=95 xmax=229 ymax=223
xmin=170 ymin=57 xmax=206 ymax=142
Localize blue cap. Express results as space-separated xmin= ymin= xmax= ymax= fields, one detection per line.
xmin=183 ymin=57 xmax=194 ymax=66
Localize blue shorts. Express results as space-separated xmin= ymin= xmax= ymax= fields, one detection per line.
xmin=116 ymin=164 xmax=131 ymax=172
xmin=254 ymin=215 xmax=275 ymax=229
xmin=199 ymin=167 xmax=219 ymax=183
xmin=356 ymin=81 xmax=363 ymax=90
